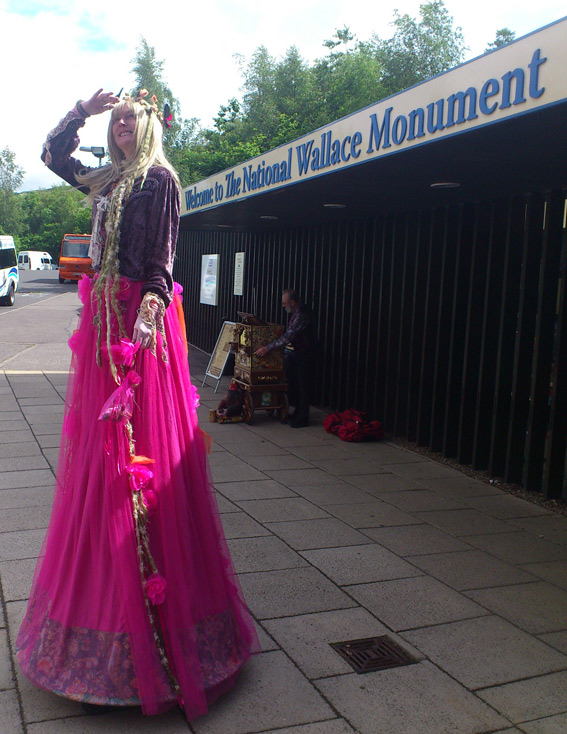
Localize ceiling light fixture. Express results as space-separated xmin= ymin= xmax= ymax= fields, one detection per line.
xmin=430 ymin=182 xmax=460 ymax=189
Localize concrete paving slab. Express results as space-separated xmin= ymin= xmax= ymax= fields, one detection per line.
xmin=0 ymin=441 xmax=41 ymax=460
xmin=347 ymin=473 xmax=423 ymax=492
xmin=315 ymin=661 xmax=508 ymax=734
xmin=265 ymin=518 xmax=371 ymax=550
xmin=17 ymin=397 xmax=65 ymax=406
xmin=477 ymin=670 xmax=567 ymax=724
xmin=291 ymin=483 xmax=372 ymax=505
xmin=371 ymin=488 xmax=465 ymax=512
xmin=421 ymin=475 xmax=504 ymax=497
xmin=259 ymin=431 xmax=328 ymax=448
xmin=0 ymin=455 xmax=50 ymax=473
xmin=414 ymin=508 xmax=514 ymax=536
xmin=210 ymin=461 xmax=266 ymax=484
xmin=387 ymin=461 xmax=465 ymax=480
xmin=465 ymin=581 xmax=567 ymax=634
xmin=213 ymin=494 xmax=240 ymax=514
xmin=219 ymin=512 xmax=271 ymax=539
xmin=466 ymin=531 xmax=567 ymax=564
xmin=191 ymin=651 xmax=334 ymax=734
xmin=0 ymin=689 xmax=23 ymax=734
xmin=0 ymin=430 xmax=36 ymax=445
xmin=263 ymin=607 xmax=423 ymax=680
xmin=36 ymin=435 xmax=61 ymax=450
xmin=345 ymin=576 xmax=489 ymax=631
xmin=238 ymin=567 xmax=356 ymax=619
xmin=357 ymin=441 xmax=427 ymax=463
xmin=520 ymin=713 xmax=567 ymax=733
xmin=227 ymin=536 xmax=308 ymax=573
xmin=308 ymin=458 xmax=390 ymax=476
xmin=0 ymin=628 xmax=16 ymax=689
xmin=0 ymin=468 xmax=54 ymax=490
xmin=362 ymin=524 xmax=473 ymax=556
xmin=243 ymin=454 xmax=315 ymax=471
xmin=0 ymin=558 xmax=36 ymax=601
xmin=0 ymin=419 xmax=29 ymax=432
xmin=14 ymin=663 xmax=84 ymax=726
xmin=538 ymin=631 xmax=567 ymax=655
xmin=213 ymin=440 xmax=288 ymax=458
xmin=408 ymin=549 xmax=538 ymax=590
xmin=0 ymin=528 xmax=46 ymax=561
xmin=215 ymin=479 xmax=296 ymax=502
xmin=300 ymin=544 xmax=423 ymax=585
xmin=21 ymin=407 xmax=64 ymax=420
xmin=459 ymin=493 xmax=552 ymax=519
xmin=402 ymin=615 xmax=567 ymax=689
xmin=25 ymin=708 xmax=189 ymax=732
xmin=0 ymin=505 xmax=52 ymax=533
xmin=254 ymin=721 xmax=356 ymax=734
xmin=324 ymin=500 xmax=422 ymax=529
xmin=287 ymin=445 xmax=352 ymax=461
xmin=264 ymin=467 xmax=345 ymax=487
xmin=235 ymin=498 xmax=330 ymax=523
xmin=507 ymin=516 xmax=567 ymax=547
xmin=0 ymin=408 xmax=24 ymax=419
xmin=28 ymin=422 xmax=63 ymax=436
xmin=520 ymin=560 xmax=567 ymax=590
xmin=0 ymin=486 xmax=53 ymax=510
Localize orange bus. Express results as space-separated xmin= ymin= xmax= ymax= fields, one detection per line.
xmin=58 ymin=234 xmax=94 ymax=284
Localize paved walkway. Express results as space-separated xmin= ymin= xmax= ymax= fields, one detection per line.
xmin=1 ymin=349 xmax=567 ymax=733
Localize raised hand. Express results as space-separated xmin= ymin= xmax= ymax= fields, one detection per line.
xmin=81 ymin=89 xmax=121 ymax=116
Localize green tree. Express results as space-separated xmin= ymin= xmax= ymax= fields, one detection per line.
xmin=17 ymin=185 xmax=91 ymax=260
xmin=313 ymin=29 xmax=386 ymax=125
xmin=374 ymin=0 xmax=467 ymax=94
xmin=130 ymin=37 xmax=199 ymax=169
xmin=0 ymin=147 xmax=24 ymax=234
xmin=486 ymin=28 xmax=516 ymax=52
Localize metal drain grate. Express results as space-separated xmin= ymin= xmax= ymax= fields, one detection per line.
xmin=330 ymin=635 xmax=417 ymax=674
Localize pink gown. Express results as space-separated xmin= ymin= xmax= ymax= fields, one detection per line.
xmin=16 ymin=109 xmax=259 ymax=719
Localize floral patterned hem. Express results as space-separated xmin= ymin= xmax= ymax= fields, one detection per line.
xmin=18 ymin=604 xmax=250 ymax=707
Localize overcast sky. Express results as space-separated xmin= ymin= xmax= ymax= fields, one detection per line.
xmin=1 ymin=0 xmax=565 ymax=192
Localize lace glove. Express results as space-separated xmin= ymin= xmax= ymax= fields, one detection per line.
xmin=134 ymin=292 xmax=167 ymax=359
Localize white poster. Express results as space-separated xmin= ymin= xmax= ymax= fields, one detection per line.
xmin=234 ymin=252 xmax=245 ymax=296
xmin=200 ymin=254 xmax=219 ymax=306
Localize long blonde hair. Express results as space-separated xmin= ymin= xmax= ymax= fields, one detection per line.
xmin=78 ymin=99 xmax=180 ymax=382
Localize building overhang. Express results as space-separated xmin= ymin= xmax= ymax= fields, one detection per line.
xmin=180 ymin=17 xmax=567 ymax=233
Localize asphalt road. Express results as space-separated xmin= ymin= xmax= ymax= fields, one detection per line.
xmin=0 ymin=270 xmax=81 ymax=371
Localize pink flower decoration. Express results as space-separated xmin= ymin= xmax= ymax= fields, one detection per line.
xmin=78 ymin=274 xmax=93 ymax=304
xmin=190 ymin=384 xmax=200 ymax=409
xmin=68 ymin=331 xmax=81 ymax=353
xmin=142 ymin=488 xmax=158 ymax=515
xmin=145 ymin=573 xmax=167 ymax=605
xmin=125 ymin=463 xmax=153 ymax=491
xmin=174 ymin=282 xmax=183 ymax=296
xmin=113 ymin=339 xmax=140 ymax=367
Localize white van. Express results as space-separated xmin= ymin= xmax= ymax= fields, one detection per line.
xmin=18 ymin=250 xmax=53 ymax=270
xmin=0 ymin=235 xmax=19 ymax=306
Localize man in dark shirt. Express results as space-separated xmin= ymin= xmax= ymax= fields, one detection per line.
xmin=255 ymin=289 xmax=313 ymax=427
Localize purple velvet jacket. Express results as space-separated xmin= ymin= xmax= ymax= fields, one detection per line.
xmin=42 ymin=107 xmax=180 ymax=306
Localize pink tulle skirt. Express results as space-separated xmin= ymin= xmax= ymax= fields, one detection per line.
xmin=16 ymin=276 xmax=259 ymax=718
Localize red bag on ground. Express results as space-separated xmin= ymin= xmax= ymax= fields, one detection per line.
xmin=324 ymin=409 xmax=384 ymax=442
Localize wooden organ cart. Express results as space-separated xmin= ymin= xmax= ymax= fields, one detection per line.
xmin=231 ymin=318 xmax=288 ymax=424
